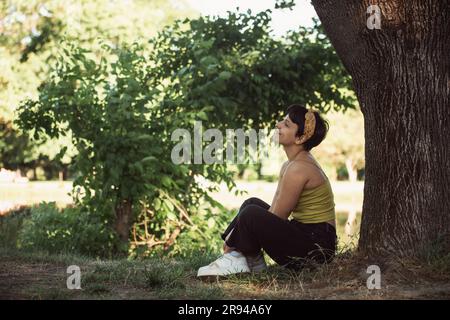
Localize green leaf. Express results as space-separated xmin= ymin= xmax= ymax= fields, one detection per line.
xmin=53 ymin=146 xmax=68 ymax=163
xmin=218 ymin=71 xmax=232 ymax=81
xmin=167 ymin=211 xmax=177 ymax=221
xmin=136 ymin=134 xmax=153 ymax=141
xmin=161 ymin=175 xmax=173 ymax=188
xmin=154 ymin=198 xmax=161 ymax=210
xmin=163 ymin=198 xmax=174 ymax=211
xmin=135 ymin=162 xmax=144 ymax=175
xmin=197 ymin=111 xmax=208 ymax=120
xmin=140 ymin=156 xmax=157 ymax=164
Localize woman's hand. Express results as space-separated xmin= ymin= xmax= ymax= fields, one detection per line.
xmin=223 ymin=229 xmax=234 ymax=253
xmin=223 ymin=242 xmax=233 ymax=253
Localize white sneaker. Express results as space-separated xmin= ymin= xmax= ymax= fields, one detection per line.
xmin=197 ymin=251 xmax=250 ymax=277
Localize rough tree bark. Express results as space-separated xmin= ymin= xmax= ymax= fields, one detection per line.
xmin=114 ymin=199 xmax=133 ymax=243
xmin=311 ymin=0 xmax=449 ymax=256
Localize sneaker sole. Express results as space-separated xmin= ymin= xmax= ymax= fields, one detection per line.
xmin=197 ymin=272 xmax=250 ymax=282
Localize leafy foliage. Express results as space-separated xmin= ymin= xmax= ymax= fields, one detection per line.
xmin=14 ymin=9 xmax=355 ymax=257
xmin=15 ymin=39 xmax=234 ymax=255
xmin=0 ymin=0 xmax=195 ymax=174
xmin=150 ymin=14 xmax=355 ymax=131
xmin=0 ymin=206 xmax=32 ymax=248
xmin=18 ymin=202 xmax=118 ymax=257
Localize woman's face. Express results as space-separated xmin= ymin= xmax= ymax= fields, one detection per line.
xmin=276 ymin=115 xmax=301 ymax=146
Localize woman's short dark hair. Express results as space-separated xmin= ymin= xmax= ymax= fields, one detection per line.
xmin=286 ymin=104 xmax=329 ymax=151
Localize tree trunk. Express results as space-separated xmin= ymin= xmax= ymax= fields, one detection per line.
xmin=311 ymin=0 xmax=449 ymax=256
xmin=345 ymin=193 xmax=360 ymax=237
xmin=345 ymin=207 xmax=358 ymax=236
xmin=114 ymin=199 xmax=133 ymax=243
xmin=345 ymin=158 xmax=358 ymax=182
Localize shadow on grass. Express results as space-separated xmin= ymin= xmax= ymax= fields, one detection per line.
xmin=1 ymin=242 xmax=449 ymax=300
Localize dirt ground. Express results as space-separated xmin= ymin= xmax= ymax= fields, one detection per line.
xmin=1 ymin=253 xmax=449 ymax=300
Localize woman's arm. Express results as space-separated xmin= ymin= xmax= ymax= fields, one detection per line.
xmin=269 ymin=162 xmax=309 ymax=220
xmin=269 ymin=161 xmax=289 ymax=210
xmin=223 ymin=161 xmax=294 ymax=253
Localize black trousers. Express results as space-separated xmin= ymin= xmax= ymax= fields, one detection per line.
xmin=221 ymin=197 xmax=337 ymax=270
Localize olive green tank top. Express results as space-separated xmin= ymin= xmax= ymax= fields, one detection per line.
xmin=290 ymin=178 xmax=336 ymax=224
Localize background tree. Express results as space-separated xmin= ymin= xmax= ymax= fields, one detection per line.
xmin=151 ymin=14 xmax=355 ymax=131
xmin=311 ymin=0 xmax=449 ymax=256
xmin=0 ymin=0 xmax=195 ymax=178
xmin=315 ymin=106 xmax=365 ymax=182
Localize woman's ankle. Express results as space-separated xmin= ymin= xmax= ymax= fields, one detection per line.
xmin=245 ymin=251 xmax=264 ymax=259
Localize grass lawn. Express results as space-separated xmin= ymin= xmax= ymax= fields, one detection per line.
xmin=1 ymin=246 xmax=449 ymax=300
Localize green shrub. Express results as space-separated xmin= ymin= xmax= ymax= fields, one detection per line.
xmin=18 ymin=202 xmax=119 ymax=258
xmin=129 ymin=202 xmax=233 ymax=258
xmin=168 ymin=206 xmax=233 ymax=257
xmin=0 ymin=206 xmax=32 ymax=248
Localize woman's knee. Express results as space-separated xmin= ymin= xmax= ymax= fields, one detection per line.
xmin=242 ymin=197 xmax=262 ymax=207
xmin=239 ymin=204 xmax=265 ymax=220
xmin=242 ymin=197 xmax=270 ymax=210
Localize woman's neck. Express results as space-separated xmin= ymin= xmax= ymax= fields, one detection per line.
xmin=283 ymin=145 xmax=308 ymax=161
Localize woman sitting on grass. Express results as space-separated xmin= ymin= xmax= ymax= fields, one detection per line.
xmin=197 ymin=104 xmax=337 ymax=278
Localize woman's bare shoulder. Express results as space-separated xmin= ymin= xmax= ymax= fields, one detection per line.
xmin=279 ymin=160 xmax=290 ymax=176
xmin=286 ymin=160 xmax=311 ymax=174
xmin=281 ymin=158 xmax=324 ymax=181
xmin=291 ymin=158 xmax=328 ymax=186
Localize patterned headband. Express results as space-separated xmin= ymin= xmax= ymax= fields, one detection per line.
xmin=301 ymin=109 xmax=316 ymax=143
